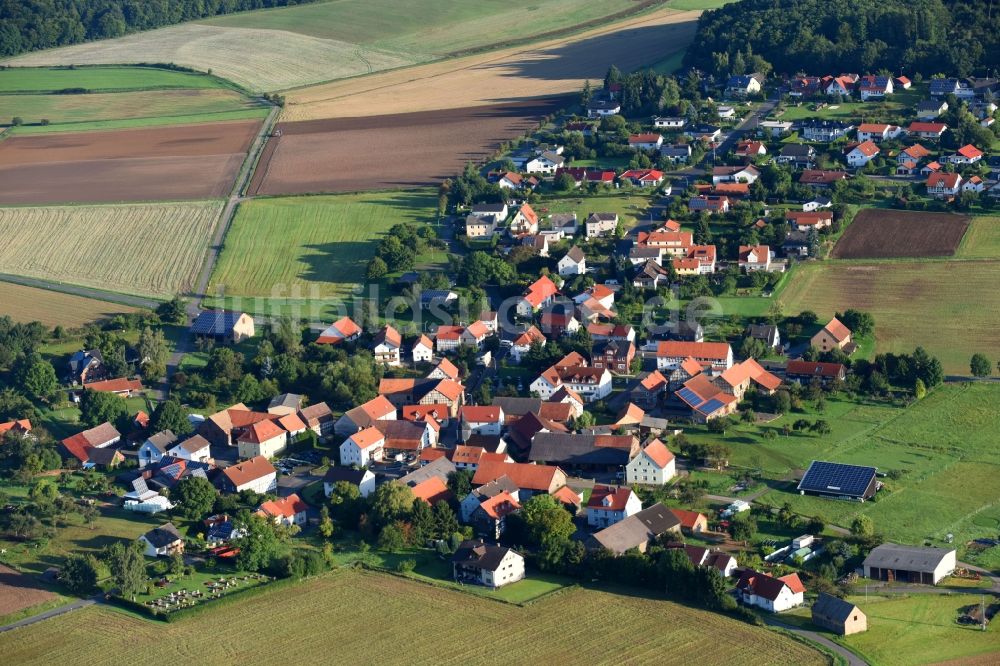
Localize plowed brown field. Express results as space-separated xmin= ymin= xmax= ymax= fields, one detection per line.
xmin=832 ymin=209 xmax=971 ymax=259
xmin=0 ymin=565 xmax=57 ymax=617
xmin=250 ymin=100 xmax=567 ymax=195
xmin=0 ymin=119 xmax=260 ymax=204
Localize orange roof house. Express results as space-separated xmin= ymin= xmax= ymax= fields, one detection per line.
xmin=668 ymin=508 xmax=708 ymax=533
xmin=317 ymin=316 xmax=362 ymax=344
xmin=811 ymin=317 xmax=854 ymax=354
xmin=410 ymin=476 xmax=453 ymax=505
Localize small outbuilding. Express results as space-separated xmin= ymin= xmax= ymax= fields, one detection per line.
xmin=811 ymin=593 xmax=867 ymax=635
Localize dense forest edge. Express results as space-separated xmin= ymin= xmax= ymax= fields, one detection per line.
xmin=0 ymin=0 xmax=321 ymax=57
xmin=684 ymin=0 xmax=1000 ymax=78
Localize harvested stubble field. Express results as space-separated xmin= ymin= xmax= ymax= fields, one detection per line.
xmin=0 ymin=120 xmax=260 ymax=204
xmin=0 ymin=569 xmax=825 ymax=665
xmin=0 ymin=565 xmax=57 ymax=617
xmin=250 ymin=100 xmax=568 ymax=195
xmin=3 ymin=1 xmax=672 ymax=93
xmin=778 ymin=259 xmax=1000 ymax=374
xmin=0 ymin=202 xmax=223 ymax=297
xmin=0 ymin=283 xmax=138 ymax=327
xmin=832 ymin=209 xmax=971 ymax=259
xmin=285 ymin=8 xmax=700 ymax=120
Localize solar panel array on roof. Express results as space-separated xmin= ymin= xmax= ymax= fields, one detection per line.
xmin=677 ymin=387 xmax=700 ymax=405
xmin=699 ymin=399 xmax=724 ymax=414
xmin=797 ymin=461 xmax=877 ymax=498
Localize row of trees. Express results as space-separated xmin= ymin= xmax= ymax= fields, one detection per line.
xmin=0 ymin=1 xmax=320 ymax=57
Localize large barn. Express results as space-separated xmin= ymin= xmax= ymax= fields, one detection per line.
xmin=863 ymin=543 xmax=956 ymax=585
xmin=797 ymin=460 xmax=878 ymax=501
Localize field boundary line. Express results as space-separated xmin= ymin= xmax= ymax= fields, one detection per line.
xmin=0 ymin=273 xmax=158 ymax=309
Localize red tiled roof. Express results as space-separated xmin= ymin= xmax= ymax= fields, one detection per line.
xmin=786 ymin=360 xmax=845 ymax=378
xmin=0 ymin=419 xmax=32 ymax=436
xmin=258 ymin=493 xmax=308 ymax=519
xmin=851 ymin=140 xmax=880 ymax=157
xmin=349 ymin=426 xmax=385 ymax=451
xmin=374 ymin=325 xmax=402 ymax=348
xmin=472 ymin=461 xmax=563 ymax=492
xmin=518 ymin=203 xmax=539 ymax=225
xmin=550 ymin=485 xmax=582 ymax=506
xmin=642 ymin=439 xmax=675 ymax=468
xmin=432 ymin=358 xmax=461 ymax=381
xmin=956 ymin=144 xmax=983 ymax=160
xmin=239 ymin=419 xmax=285 ymax=444
xmin=786 ymin=211 xmax=833 ymax=226
xmin=780 ymin=573 xmax=806 ymax=594
xmin=628 ymin=133 xmax=662 ymax=144
xmin=669 ymin=508 xmax=706 ymax=529
xmin=317 ymin=316 xmax=361 ymax=344
xmin=419 ymin=447 xmax=449 ymax=463
xmin=823 ymin=317 xmax=852 ymax=342
xmin=410 ymin=476 xmax=452 ymax=505
xmin=277 ymin=413 xmax=307 ymax=433
xmin=222 ymin=456 xmax=277 ymax=487
xmin=587 ymin=485 xmax=635 ymax=512
xmin=479 ymin=491 xmax=521 ymax=519
xmin=639 ymin=370 xmax=668 ymax=391
xmin=656 ymin=341 xmax=730 ymax=360
xmin=435 ymin=325 xmax=463 ymax=341
xmin=908 ymin=122 xmax=947 ymax=133
xmin=83 ymin=377 xmax=143 ymax=393
xmin=522 ymin=275 xmax=559 ymax=307
xmin=460 ymin=406 xmax=502 ymax=423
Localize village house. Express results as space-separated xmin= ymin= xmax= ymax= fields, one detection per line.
xmin=846 ymin=140 xmax=880 ymax=167
xmin=856 ymin=123 xmax=900 ymax=143
xmin=525 ymin=150 xmax=565 ymax=173
xmin=267 ymin=393 xmax=302 ymax=417
xmin=68 ymin=349 xmax=104 ymax=384
xmin=824 ymin=74 xmax=858 ymax=97
xmin=257 ymin=494 xmax=309 ymax=528
xmin=459 ymin=406 xmax=504 ymax=441
xmin=587 ymin=98 xmax=621 ymax=118
xmin=137 ymin=430 xmax=179 ymax=468
xmin=712 ymin=164 xmax=759 ymax=184
xmin=592 ymin=339 xmax=636 ymax=374
xmin=738 ymin=244 xmax=771 ymax=272
xmin=758 ymin=120 xmax=793 ymax=137
xmin=632 ymin=259 xmax=670 ymax=289
xmin=735 ymin=140 xmax=766 ymax=158
xmin=653 ymin=116 xmax=686 ymax=129
xmin=812 ymin=593 xmax=868 ymax=635
xmin=726 ymin=74 xmax=762 ymax=96
xmin=587 ymin=485 xmax=643 ymax=528
xmin=964 ymin=176 xmax=985 ymax=193
xmin=858 ymin=74 xmax=893 ymax=100
xmin=530 ymin=352 xmax=612 ymax=402
xmin=139 ymin=523 xmax=184 ymax=558
xmin=460 ymin=476 xmax=520 ymax=522
xmin=907 ymin=121 xmax=948 ymax=140
xmin=324 ymin=466 xmax=377 ymax=499
xmin=681 ymin=545 xmax=738 ymax=576
xmin=237 ymin=419 xmax=289 ymax=460
xmin=625 ymin=438 xmax=676 ymax=485
xmin=452 ymin=539 xmax=525 ymax=589
xmin=585 ymin=212 xmax=619 ymax=238
xmin=470 ymin=202 xmax=508 ymax=219
xmin=669 ymin=508 xmax=709 ymax=535
xmin=217 ymin=455 xmax=277 ymax=494
xmin=61 ymin=422 xmax=122 ymax=467
xmin=660 ymin=143 xmax=693 ymax=164
xmin=298 ymin=402 xmax=335 ymax=439
xmin=80 ymin=377 xmax=144 ymax=398
xmin=420 ymin=290 xmax=458 ymax=310
xmin=777 ymin=144 xmax=816 ymax=168
xmin=510 ymin=325 xmax=547 ymax=364
xmin=190 ymin=310 xmax=255 ymax=343
xmin=785 ymin=360 xmax=846 ymax=384
xmin=412 ymin=334 xmax=434 ymax=364
xmin=631 ymin=370 xmax=668 ymax=408
xmin=372 ymin=325 xmax=402 ymax=366
xmin=628 ymin=133 xmax=664 ymax=150
xmin=339 ymin=426 xmax=385 ymax=467
xmin=516 ymin=275 xmax=560 ymax=316
xmin=736 ymin=570 xmax=805 ymax=612
xmin=334 ymin=395 xmax=397 ymax=437
xmin=472 ymin=461 xmax=568 ymax=499
xmin=747 ymin=323 xmax=781 ymax=350
xmin=497 ymin=171 xmax=536 ymax=190
xmin=619 ymin=169 xmax=666 ymax=188
xmin=528 ymin=433 xmax=637 ymax=471
xmin=469 ymin=490 xmax=521 ymax=540
xmin=167 ymin=434 xmax=212 ymax=464
xmin=801 ymin=120 xmax=853 ymax=142
xmin=0 ymin=418 xmax=32 ymax=437
xmin=811 ymin=317 xmax=854 ymax=353
xmin=688 ymin=195 xmax=729 ymax=214
xmin=587 ymin=503 xmax=681 ymax=555
xmin=896 ymin=143 xmax=932 ymax=174
xmin=656 ymin=341 xmax=733 ymax=371
xmin=465 ymin=214 xmax=497 ymax=239
xmin=558 ymin=246 xmax=586 ymax=277
xmin=786 ymin=210 xmax=833 ymax=231
xmin=948 ymin=144 xmax=983 ymax=165
xmin=917 ymin=99 xmax=948 ymax=119
xmin=800 ymin=169 xmax=848 ymax=188
xmin=509 ymin=203 xmax=540 ymax=236
xmin=316 ymin=316 xmax=362 ymax=345
xmin=550 ymin=212 xmax=578 ymax=236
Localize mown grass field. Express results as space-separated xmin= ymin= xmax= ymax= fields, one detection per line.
xmin=0 ymin=202 xmax=222 ymax=297
xmin=778 ymin=259 xmax=1000 ymax=375
xmin=3 ymin=0 xmax=655 ymax=93
xmin=0 ymin=282 xmax=138 ymax=327
xmin=209 ymin=191 xmax=440 ymax=303
xmin=0 ymin=569 xmax=825 ymax=665
xmin=957 ymin=217 xmax=1000 ymax=259
xmin=692 ymin=382 xmax=1000 ymax=548
xmin=0 ymin=66 xmax=228 ymax=92
xmin=540 ymin=193 xmax=656 ymax=231
xmin=832 ymin=595 xmax=998 ymax=666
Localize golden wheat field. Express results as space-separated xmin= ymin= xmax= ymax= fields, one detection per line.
xmin=0 ymin=201 xmax=223 ymax=297
xmin=0 ymin=570 xmax=824 ymax=665
xmin=0 ymin=283 xmax=138 ymax=327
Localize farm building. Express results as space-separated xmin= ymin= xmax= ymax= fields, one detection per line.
xmin=863 ymin=544 xmax=956 ymax=585
xmin=191 ymin=310 xmax=255 ymax=343
xmin=811 ymin=593 xmax=867 ymax=635
xmin=797 ymin=460 xmax=878 ymax=501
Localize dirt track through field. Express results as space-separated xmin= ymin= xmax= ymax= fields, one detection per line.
xmin=250 ymin=99 xmax=569 ymax=195
xmin=285 ymin=8 xmax=700 ymax=120
xmin=833 ymin=209 xmax=971 ymax=259
xmin=0 ymin=120 xmax=261 ymax=204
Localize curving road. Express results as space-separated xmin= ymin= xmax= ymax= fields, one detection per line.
xmin=764 ymin=616 xmax=868 ymax=666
